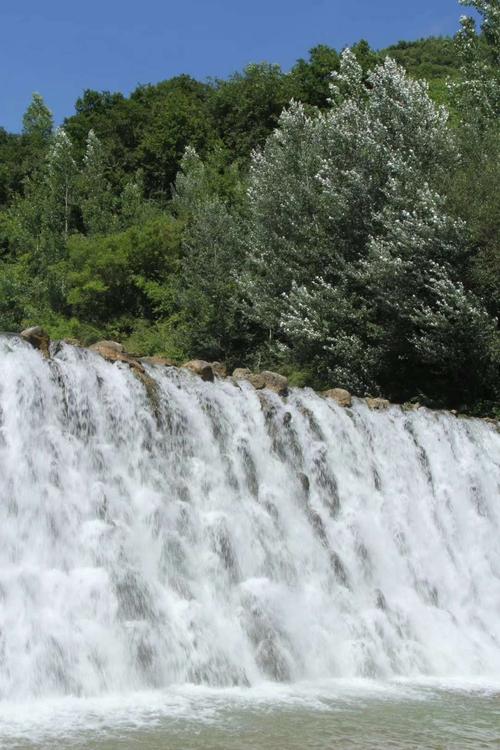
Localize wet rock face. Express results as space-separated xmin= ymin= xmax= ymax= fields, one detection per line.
xmin=140 ymin=356 xmax=176 ymax=367
xmin=232 ymin=368 xmax=251 ymax=380
xmin=323 ymin=388 xmax=352 ymax=408
xmin=366 ymin=397 xmax=390 ymax=411
xmin=89 ymin=340 xmax=159 ymax=415
xmin=90 ymin=340 xmax=125 ymax=354
xmin=211 ymin=362 xmax=227 ymax=378
xmin=403 ymin=402 xmax=421 ymax=412
xmin=233 ymin=369 xmax=288 ymax=396
xmin=182 ymin=360 xmax=215 ymax=382
xmin=233 ymin=368 xmax=266 ymax=390
xmin=89 ymin=341 xmax=136 ymax=366
xmin=20 ymin=327 xmax=50 ymax=357
xmin=260 ymin=371 xmax=288 ymax=397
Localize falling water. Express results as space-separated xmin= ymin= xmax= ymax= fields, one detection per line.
xmin=1 ymin=334 xmax=500 ymax=704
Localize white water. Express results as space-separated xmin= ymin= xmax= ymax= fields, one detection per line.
xmin=1 ymin=334 xmax=500 ymax=706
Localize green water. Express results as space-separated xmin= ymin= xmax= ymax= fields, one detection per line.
xmin=3 ymin=681 xmax=500 ymax=750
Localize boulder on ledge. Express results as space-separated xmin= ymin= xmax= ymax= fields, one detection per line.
xmin=232 ymin=367 xmax=251 ymax=380
xmin=140 ymin=356 xmax=176 ymax=367
xmin=366 ymin=397 xmax=390 ymax=411
xmin=89 ymin=340 xmax=125 ymax=356
xmin=323 ymin=388 xmax=352 ymax=408
xmin=89 ymin=341 xmax=159 ymax=413
xmin=232 ymin=368 xmax=266 ymax=389
xmin=260 ymin=371 xmax=288 ymax=396
xmin=182 ymin=360 xmax=214 ymax=382
xmin=211 ymin=361 xmax=227 ymax=378
xmin=20 ymin=326 xmax=50 ymax=357
xmin=232 ymin=368 xmax=288 ymax=396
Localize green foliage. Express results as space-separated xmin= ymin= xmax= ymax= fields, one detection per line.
xmin=171 ymin=148 xmax=252 ymax=363
xmin=0 ymin=9 xmax=498 ymax=414
xmin=383 ymin=37 xmax=461 ymax=80
xmin=447 ymin=0 xmax=500 ymax=323
xmin=79 ymin=129 xmax=117 ymax=235
xmin=64 ymin=89 xmax=141 ymax=187
xmin=211 ymin=63 xmax=294 ymax=164
xmin=0 ymin=129 xmax=23 ymax=206
xmin=290 ymin=45 xmax=341 ymax=107
xmin=135 ymin=75 xmax=214 ymax=199
xmin=242 ymin=50 xmax=498 ymax=406
xmin=22 ymin=93 xmax=54 ymax=143
xmin=65 ymin=215 xmax=182 ymax=327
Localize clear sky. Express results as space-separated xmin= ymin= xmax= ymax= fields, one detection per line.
xmin=1 ymin=0 xmax=465 ymax=132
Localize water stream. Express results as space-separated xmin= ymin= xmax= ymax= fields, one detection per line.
xmin=1 ymin=335 xmax=499 ymax=747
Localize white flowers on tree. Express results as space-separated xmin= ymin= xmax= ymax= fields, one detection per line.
xmin=453 ymin=0 xmax=500 ymax=127
xmin=45 ymin=128 xmax=78 ymax=243
xmin=242 ymin=49 xmax=496 ymax=395
xmin=79 ymin=129 xmax=116 ymax=236
xmin=8 ymin=127 xmax=78 ymax=262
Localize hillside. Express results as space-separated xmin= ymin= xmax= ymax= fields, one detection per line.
xmin=0 ymin=5 xmax=498 ymax=415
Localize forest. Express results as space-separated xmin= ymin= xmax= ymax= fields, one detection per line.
xmin=0 ymin=0 xmax=498 ymax=415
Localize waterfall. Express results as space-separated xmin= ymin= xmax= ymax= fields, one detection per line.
xmin=1 ymin=334 xmax=500 ymax=702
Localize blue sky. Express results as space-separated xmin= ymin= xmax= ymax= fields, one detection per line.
xmin=1 ymin=0 xmax=464 ymax=132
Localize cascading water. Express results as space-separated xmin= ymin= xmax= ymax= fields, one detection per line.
xmin=1 ymin=334 xmax=500 ymax=703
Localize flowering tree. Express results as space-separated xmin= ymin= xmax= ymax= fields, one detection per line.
xmin=242 ymin=50 xmax=498 ymax=403
xmin=79 ymin=130 xmax=116 ymax=235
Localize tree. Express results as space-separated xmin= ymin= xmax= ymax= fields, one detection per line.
xmin=211 ymin=63 xmax=294 ymax=164
xmin=22 ymin=93 xmax=53 ymax=144
xmin=65 ymin=215 xmax=182 ymax=328
xmin=5 ymin=127 xmax=77 ymax=267
xmin=171 ymin=148 xmax=250 ymax=362
xmin=64 ymin=89 xmax=141 ymax=186
xmin=79 ymin=129 xmax=116 ymax=235
xmin=242 ymin=51 xmax=454 ymax=331
xmin=448 ymin=0 xmax=500 ymax=319
xmin=289 ymin=45 xmax=340 ymax=108
xmin=0 ymin=129 xmax=24 ymax=207
xmin=241 ymin=50 xmax=497 ymax=404
xmin=452 ymin=0 xmax=500 ymax=128
xmin=45 ymin=128 xmax=78 ymax=243
xmin=19 ymin=93 xmax=54 ymax=181
xmin=136 ymin=75 xmax=214 ymax=199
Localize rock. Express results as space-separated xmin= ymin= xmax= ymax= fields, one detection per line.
xmin=260 ymin=371 xmax=288 ymax=397
xmin=51 ymin=337 xmax=82 ymax=356
xmin=232 ymin=368 xmax=288 ymax=395
xmin=89 ymin=341 xmax=143 ymax=375
xmin=211 ymin=361 xmax=227 ymax=378
xmin=233 ymin=367 xmax=251 ymax=380
xmin=298 ymin=472 xmax=310 ymax=494
xmin=375 ymin=589 xmax=387 ymax=611
xmin=232 ymin=368 xmax=266 ymax=389
xmin=89 ymin=342 xmax=161 ymax=419
xmin=89 ymin=341 xmax=131 ymax=364
xmin=89 ymin=340 xmax=125 ymax=354
xmin=245 ymin=372 xmax=267 ymax=389
xmin=366 ymin=397 xmax=390 ymax=411
xmin=134 ymin=369 xmax=160 ymax=417
xmin=20 ymin=326 xmax=50 ymax=357
xmin=140 ymin=356 xmax=175 ymax=367
xmin=182 ymin=360 xmax=214 ymax=382
xmin=402 ymin=401 xmax=421 ymax=412
xmin=323 ymin=388 xmax=352 ymax=408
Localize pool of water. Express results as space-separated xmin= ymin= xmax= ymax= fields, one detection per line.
xmin=2 ymin=680 xmax=500 ymax=749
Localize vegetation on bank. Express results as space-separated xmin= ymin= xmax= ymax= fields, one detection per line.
xmin=0 ymin=0 xmax=498 ymax=415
